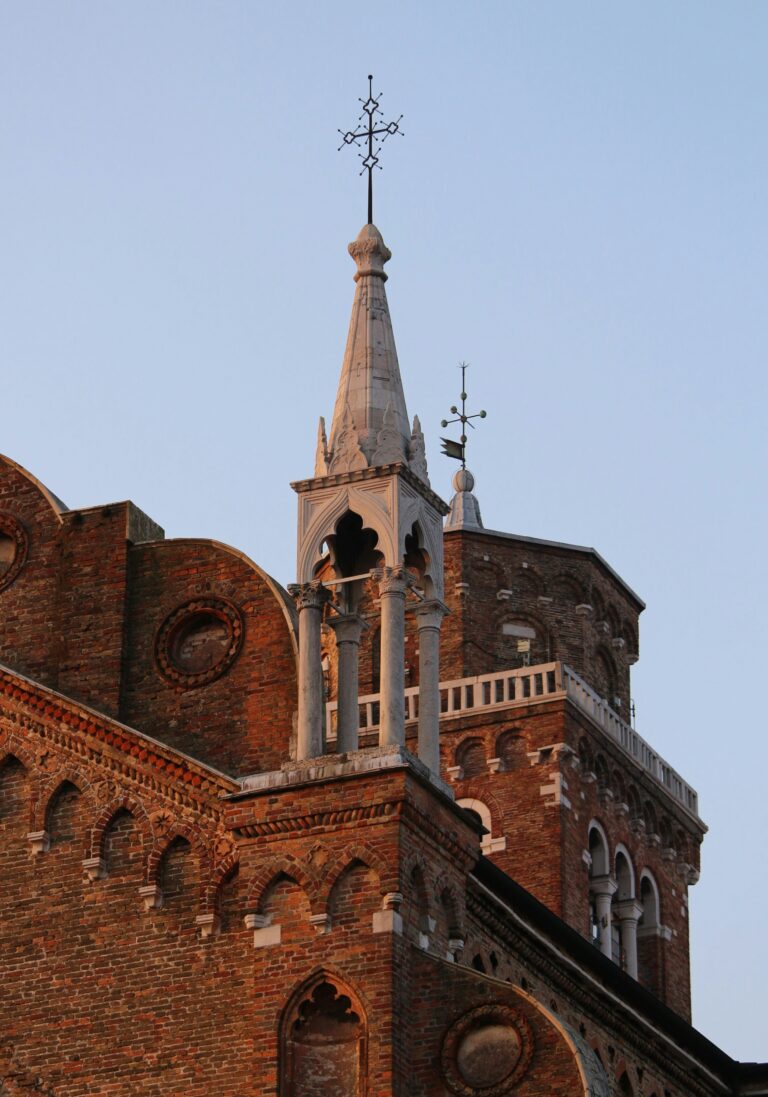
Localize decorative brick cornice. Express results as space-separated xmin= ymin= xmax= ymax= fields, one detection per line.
xmin=231 ymin=798 xmax=401 ymax=838
xmin=0 ymin=664 xmax=237 ymax=818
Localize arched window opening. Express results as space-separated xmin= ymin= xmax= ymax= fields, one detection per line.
xmin=158 ymin=836 xmax=198 ymax=914
xmin=456 ymin=738 xmax=485 ymax=780
xmin=644 ymin=800 xmax=659 ymax=839
xmin=102 ymin=808 xmax=141 ymax=878
xmin=659 ymin=816 xmax=674 ymax=853
xmin=640 ymin=874 xmax=660 ymax=929
xmin=46 ymin=781 xmax=84 ymax=848
xmin=618 ymin=1072 xmax=634 ymax=1095
xmin=472 ymin=953 xmax=486 ymax=973
xmin=588 ymin=824 xmax=609 ymax=878
xmin=587 ymin=823 xmax=610 ymax=948
xmin=405 ymin=863 xmax=431 ymax=947
xmin=457 ymin=798 xmax=506 ymax=855
xmin=281 ymin=978 xmax=367 ymax=1097
xmin=626 ymin=785 xmax=642 ymax=826
xmin=638 ymin=872 xmax=664 ymax=996
xmin=612 ymin=849 xmax=636 ymax=969
xmin=500 ymin=617 xmax=551 ymax=667
xmin=578 ymin=737 xmax=594 ymax=775
xmin=594 ymin=648 xmax=619 ymax=708
xmin=495 ymin=729 xmax=523 ymax=772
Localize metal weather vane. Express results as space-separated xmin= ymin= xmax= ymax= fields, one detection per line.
xmin=440 ymin=363 xmax=487 ymax=470
xmin=338 ymin=75 xmax=403 ymax=225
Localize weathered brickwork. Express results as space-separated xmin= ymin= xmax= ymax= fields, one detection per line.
xmin=442 ymin=528 xmax=643 ymax=714
xmin=0 ymin=453 xmax=764 ymax=1096
xmin=0 ymin=455 xmax=297 ymax=778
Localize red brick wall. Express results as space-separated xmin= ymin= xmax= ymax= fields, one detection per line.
xmin=442 ymin=528 xmax=642 ymax=714
xmin=120 ymin=540 xmax=297 ymax=776
xmin=0 ymin=457 xmax=299 ymax=779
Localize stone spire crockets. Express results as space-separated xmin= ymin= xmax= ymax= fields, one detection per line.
xmin=324 ymin=224 xmax=429 ymax=484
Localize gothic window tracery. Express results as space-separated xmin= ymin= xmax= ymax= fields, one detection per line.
xmin=281 ymin=978 xmax=366 ymax=1097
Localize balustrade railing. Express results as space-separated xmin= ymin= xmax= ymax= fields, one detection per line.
xmin=325 ymin=660 xmax=699 ymax=817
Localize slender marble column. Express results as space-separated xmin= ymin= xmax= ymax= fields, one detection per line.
xmin=288 ymin=581 xmax=331 ymax=760
xmin=413 ymin=599 xmax=449 ymax=774
xmin=589 ymin=874 xmax=618 ymax=959
xmin=375 ymin=566 xmax=410 ymax=749
xmin=614 ymin=898 xmax=644 ymax=979
xmin=327 ymin=614 xmax=365 ymax=754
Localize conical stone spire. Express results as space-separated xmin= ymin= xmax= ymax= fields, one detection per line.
xmin=327 ymin=224 xmax=427 ymax=481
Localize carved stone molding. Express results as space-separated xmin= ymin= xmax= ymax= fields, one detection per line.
xmin=155 ymin=596 xmax=244 ymax=689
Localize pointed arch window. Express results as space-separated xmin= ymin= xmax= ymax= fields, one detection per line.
xmin=281 ymin=977 xmax=367 ymax=1097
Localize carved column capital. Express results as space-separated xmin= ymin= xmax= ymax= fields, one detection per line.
xmin=413 ymin=598 xmax=449 ymax=631
xmin=288 ymin=580 xmax=332 ymax=612
xmin=614 ymin=898 xmax=644 ymax=925
xmin=326 ymin=613 xmax=366 ymax=645
xmin=373 ymin=565 xmax=412 ymax=596
xmin=588 ymin=873 xmax=618 ymax=899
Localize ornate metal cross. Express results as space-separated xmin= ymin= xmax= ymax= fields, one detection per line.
xmin=441 ymin=363 xmax=487 ymax=470
xmin=338 ymin=75 xmax=403 ymax=225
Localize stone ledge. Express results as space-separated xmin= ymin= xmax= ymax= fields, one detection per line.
xmin=234 ymin=744 xmax=454 ymax=801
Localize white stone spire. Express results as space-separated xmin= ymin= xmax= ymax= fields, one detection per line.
xmin=327 ymin=224 xmax=427 ymax=482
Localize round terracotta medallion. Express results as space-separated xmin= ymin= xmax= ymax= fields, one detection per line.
xmin=0 ymin=513 xmax=29 ymax=593
xmin=441 ymin=1005 xmax=533 ymax=1096
xmin=155 ymin=597 xmax=244 ymax=688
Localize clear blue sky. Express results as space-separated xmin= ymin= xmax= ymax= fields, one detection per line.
xmin=1 ymin=1 xmax=766 ymax=1060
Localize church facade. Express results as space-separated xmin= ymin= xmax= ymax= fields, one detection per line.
xmin=0 ymin=219 xmax=764 ymax=1097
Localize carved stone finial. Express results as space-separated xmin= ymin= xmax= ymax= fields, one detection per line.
xmin=314 ymin=417 xmax=329 ymax=477
xmin=408 ymin=414 xmax=430 ymax=485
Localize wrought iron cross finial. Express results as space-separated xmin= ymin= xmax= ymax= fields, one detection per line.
xmin=338 ymin=75 xmax=403 ymax=225
xmin=440 ymin=363 xmax=487 ymax=470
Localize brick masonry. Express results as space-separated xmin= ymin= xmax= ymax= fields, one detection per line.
xmin=0 ymin=453 xmax=762 ymax=1096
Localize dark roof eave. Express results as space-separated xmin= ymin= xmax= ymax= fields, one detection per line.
xmin=444 ymin=525 xmax=645 ymax=611
xmin=471 ymin=857 xmax=764 ymax=1085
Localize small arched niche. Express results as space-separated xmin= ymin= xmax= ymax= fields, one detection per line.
xmin=281 ymin=976 xmax=367 ymax=1097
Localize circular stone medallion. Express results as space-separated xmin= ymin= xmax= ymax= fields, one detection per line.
xmin=441 ymin=1005 xmax=534 ymax=1097
xmin=0 ymin=513 xmax=29 ymax=593
xmin=155 ymin=597 xmax=244 ymax=688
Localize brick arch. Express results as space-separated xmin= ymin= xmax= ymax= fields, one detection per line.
xmin=318 ymin=842 xmax=392 ymax=911
xmin=551 ymin=572 xmax=587 ymax=605
xmin=246 ymin=854 xmax=319 ymax=915
xmin=401 ymin=851 xmax=433 ymax=923
xmin=89 ymin=793 xmax=152 ymax=860
xmin=144 ymin=821 xmax=207 ymax=889
xmin=34 ymin=767 xmax=98 ymax=834
xmin=432 ymin=875 xmax=464 ymax=938
xmin=279 ymin=964 xmax=369 ymax=1097
xmin=458 ymin=781 xmax=504 ymax=826
xmin=454 ymin=735 xmax=486 ymax=778
xmin=201 ymin=852 xmax=241 ymax=913
xmin=495 ymin=604 xmax=557 ymax=664
xmin=0 ymin=735 xmax=36 ymax=774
